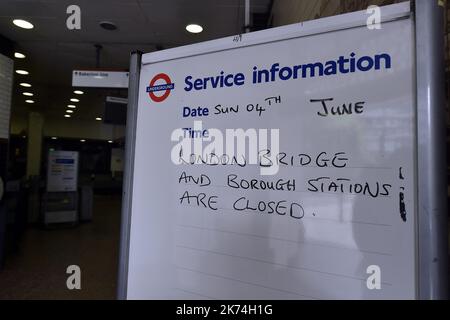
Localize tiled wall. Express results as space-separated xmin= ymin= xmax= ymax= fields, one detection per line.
xmin=270 ymin=0 xmax=403 ymax=26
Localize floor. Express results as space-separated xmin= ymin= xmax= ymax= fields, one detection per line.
xmin=0 ymin=195 xmax=122 ymax=299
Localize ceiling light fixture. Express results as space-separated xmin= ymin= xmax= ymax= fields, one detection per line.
xmin=25 ymin=99 xmax=34 ymax=103
xmin=64 ymin=114 xmax=71 ymax=118
xmin=13 ymin=19 xmax=34 ymax=29
xmin=16 ymin=70 xmax=29 ymax=75
xmin=108 ymin=140 xmax=113 ymax=143
xmin=80 ymin=139 xmax=86 ymax=142
xmin=66 ymin=110 xmax=74 ymax=113
xmin=20 ymin=83 xmax=31 ymax=87
xmin=67 ymin=105 xmax=76 ymax=109
xmin=70 ymin=98 xmax=79 ymax=102
xmin=51 ymin=137 xmax=57 ymax=140
xmin=99 ymin=21 xmax=117 ymax=31
xmin=14 ymin=52 xmax=26 ymax=59
xmin=23 ymin=92 xmax=33 ymax=96
xmin=186 ymin=24 xmax=203 ymax=33
xmin=74 ymin=90 xmax=84 ymax=95
xmin=95 ymin=117 xmax=102 ymax=121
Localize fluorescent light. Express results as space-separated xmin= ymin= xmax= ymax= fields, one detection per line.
xmin=70 ymin=98 xmax=79 ymax=102
xmin=95 ymin=117 xmax=102 ymax=121
xmin=14 ymin=52 xmax=26 ymax=59
xmin=16 ymin=70 xmax=29 ymax=75
xmin=20 ymin=83 xmax=31 ymax=87
xmin=67 ymin=105 xmax=76 ymax=109
xmin=64 ymin=114 xmax=71 ymax=118
xmin=23 ymin=92 xmax=33 ymax=96
xmin=66 ymin=110 xmax=74 ymax=113
xmin=13 ymin=19 xmax=34 ymax=29
xmin=108 ymin=140 xmax=113 ymax=143
xmin=25 ymin=99 xmax=34 ymax=103
xmin=74 ymin=90 xmax=84 ymax=95
xmin=186 ymin=24 xmax=203 ymax=33
xmin=80 ymin=139 xmax=86 ymax=142
xmin=51 ymin=137 xmax=57 ymax=140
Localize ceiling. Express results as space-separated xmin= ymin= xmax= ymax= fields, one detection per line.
xmin=0 ymin=0 xmax=272 ymax=123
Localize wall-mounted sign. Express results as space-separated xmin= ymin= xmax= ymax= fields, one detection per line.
xmin=72 ymin=70 xmax=129 ymax=88
xmin=111 ymin=148 xmax=124 ymax=172
xmin=106 ymin=96 xmax=128 ymax=104
xmin=0 ymin=53 xmax=13 ymax=139
xmin=105 ymin=96 xmax=128 ymax=125
xmin=47 ymin=150 xmax=79 ymax=192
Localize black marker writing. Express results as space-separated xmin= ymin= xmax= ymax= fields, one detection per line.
xmin=399 ymin=192 xmax=407 ymax=222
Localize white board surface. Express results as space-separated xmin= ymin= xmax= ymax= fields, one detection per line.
xmin=126 ymin=4 xmax=417 ymax=299
xmin=47 ymin=151 xmax=79 ymax=192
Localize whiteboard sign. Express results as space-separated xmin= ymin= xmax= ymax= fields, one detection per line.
xmin=47 ymin=151 xmax=79 ymax=192
xmin=120 ymin=2 xmax=446 ymax=300
xmin=72 ymin=70 xmax=129 ymax=88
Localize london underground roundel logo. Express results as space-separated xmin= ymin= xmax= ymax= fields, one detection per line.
xmin=146 ymin=73 xmax=175 ymax=103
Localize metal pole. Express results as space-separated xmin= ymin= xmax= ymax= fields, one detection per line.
xmin=95 ymin=44 xmax=102 ymax=68
xmin=245 ymin=0 xmax=250 ymax=33
xmin=415 ymin=0 xmax=448 ymax=299
xmin=116 ymin=51 xmax=142 ymax=300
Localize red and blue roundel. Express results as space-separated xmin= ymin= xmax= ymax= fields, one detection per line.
xmin=146 ymin=73 xmax=175 ymax=103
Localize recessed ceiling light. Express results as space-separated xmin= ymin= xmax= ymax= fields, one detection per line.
xmin=67 ymin=105 xmax=76 ymax=109
xmin=64 ymin=114 xmax=71 ymax=118
xmin=186 ymin=24 xmax=203 ymax=33
xmin=95 ymin=117 xmax=102 ymax=121
xmin=13 ymin=19 xmax=34 ymax=29
xmin=25 ymin=99 xmax=34 ymax=103
xmin=74 ymin=90 xmax=84 ymax=95
xmin=51 ymin=137 xmax=57 ymax=140
xmin=16 ymin=70 xmax=29 ymax=75
xmin=99 ymin=21 xmax=117 ymax=31
xmin=66 ymin=110 xmax=74 ymax=113
xmin=14 ymin=52 xmax=25 ymax=59
xmin=23 ymin=92 xmax=33 ymax=96
xmin=108 ymin=140 xmax=113 ymax=143
xmin=80 ymin=139 xmax=86 ymax=142
xmin=20 ymin=83 xmax=31 ymax=87
xmin=70 ymin=98 xmax=79 ymax=102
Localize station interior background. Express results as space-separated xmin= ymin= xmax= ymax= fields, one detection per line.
xmin=0 ymin=0 xmax=447 ymax=299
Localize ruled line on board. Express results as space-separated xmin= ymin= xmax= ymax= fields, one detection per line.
xmin=217 ymin=205 xmax=392 ymax=227
xmin=292 ymin=165 xmax=393 ymax=170
xmin=179 ymin=202 xmax=393 ymax=227
xmin=176 ymin=224 xmax=393 ymax=257
xmin=174 ymin=288 xmax=217 ymax=300
xmin=300 ymin=215 xmax=392 ymax=227
xmin=177 ymin=163 xmax=393 ymax=170
xmin=195 ymin=184 xmax=393 ymax=199
xmin=176 ymin=244 xmax=393 ymax=287
xmin=176 ymin=266 xmax=320 ymax=300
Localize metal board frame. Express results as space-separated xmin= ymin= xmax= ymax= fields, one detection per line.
xmin=117 ymin=1 xmax=448 ymax=299
xmin=117 ymin=51 xmax=141 ymax=300
xmin=414 ymin=0 xmax=448 ymax=300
